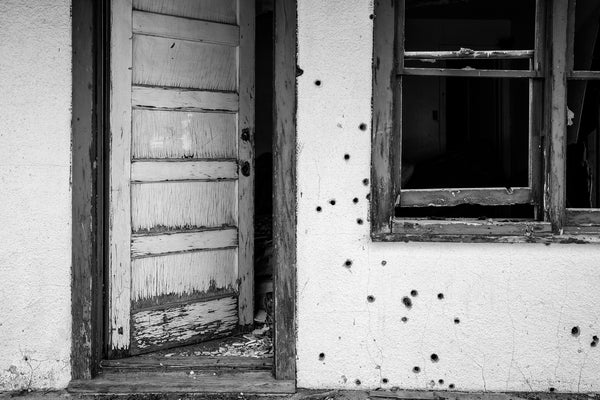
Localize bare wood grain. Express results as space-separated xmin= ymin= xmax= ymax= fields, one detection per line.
xmin=392 ymin=218 xmax=552 ymax=236
xmin=405 ymin=50 xmax=534 ymax=60
xmin=101 ymin=356 xmax=272 ymax=371
xmin=108 ymin=0 xmax=133 ymax=354
xmin=132 ymin=0 xmax=237 ymax=25
xmin=568 ymin=70 xmax=600 ymax=80
xmin=237 ymin=0 xmax=255 ymax=327
xmin=133 ymin=11 xmax=239 ymax=46
xmin=69 ymin=370 xmax=295 ymax=394
xmin=566 ymin=208 xmax=600 ymax=225
xmin=131 ymin=228 xmax=238 ymax=257
xmin=130 ymin=296 xmax=237 ymax=354
xmin=133 ymin=35 xmax=237 ymax=91
xmin=398 ymin=187 xmax=532 ymax=208
xmin=371 ymin=0 xmax=397 ymax=236
xmin=131 ymin=160 xmax=238 ymax=182
xmin=132 ymin=86 xmax=238 ymax=112
xmin=401 ymin=67 xmax=540 ymax=79
xmin=273 ymin=0 xmax=297 ymax=381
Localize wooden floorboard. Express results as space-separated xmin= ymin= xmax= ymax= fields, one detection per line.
xmin=68 ymin=370 xmax=295 ymax=394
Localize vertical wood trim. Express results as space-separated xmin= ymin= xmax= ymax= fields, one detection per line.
xmin=392 ymin=0 xmax=404 ymax=197
xmin=273 ymin=0 xmax=297 ymax=382
xmin=371 ymin=0 xmax=397 ymax=236
xmin=531 ymin=0 xmax=547 ymax=218
xmin=108 ymin=0 xmax=133 ymax=354
xmin=72 ymin=0 xmax=101 ymax=379
xmin=237 ymin=0 xmax=255 ymax=326
xmin=546 ymin=0 xmax=569 ymax=231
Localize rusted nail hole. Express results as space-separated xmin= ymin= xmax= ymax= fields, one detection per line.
xmin=449 ymin=384 xmax=455 ymax=389
xmin=430 ymin=354 xmax=439 ymax=363
xmin=402 ymin=297 xmax=412 ymax=309
xmin=316 ymin=206 xmax=322 ymax=212
xmin=410 ymin=290 xmax=418 ymax=297
xmin=353 ymin=197 xmax=359 ymax=204
xmin=344 ymin=154 xmax=350 ymax=160
xmin=344 ymin=259 xmax=353 ymax=267
xmin=318 ymin=352 xmax=325 ymax=361
xmin=437 ymin=293 xmax=444 ymax=300
xmin=382 ymin=378 xmax=389 ymax=384
xmin=454 ymin=318 xmax=460 ymax=324
xmin=330 ymin=199 xmax=336 ymax=205
xmin=363 ymin=178 xmax=369 ymax=186
xmin=401 ymin=317 xmax=408 ymax=323
xmin=367 ymin=295 xmax=375 ymax=303
xmin=355 ymin=379 xmax=361 ymax=386
xmin=357 ymin=218 xmax=364 ymax=225
xmin=315 ymin=80 xmax=322 ymax=86
xmin=381 ymin=260 xmax=387 ymax=266
xmin=359 ymin=122 xmax=368 ymax=131
xmin=413 ymin=366 xmax=421 ymax=373
xmin=572 ymin=326 xmax=580 ymax=337
xmin=438 ymin=379 xmax=445 ymax=385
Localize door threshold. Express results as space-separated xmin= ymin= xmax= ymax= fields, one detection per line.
xmin=67 ymin=369 xmax=295 ymax=394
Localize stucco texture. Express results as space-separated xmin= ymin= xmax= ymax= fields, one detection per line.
xmin=0 ymin=0 xmax=72 ymax=391
xmin=296 ymin=0 xmax=600 ymax=392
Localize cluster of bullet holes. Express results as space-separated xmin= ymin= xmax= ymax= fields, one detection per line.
xmin=570 ymin=326 xmax=599 ymax=347
xmin=591 ymin=335 xmax=599 ymax=347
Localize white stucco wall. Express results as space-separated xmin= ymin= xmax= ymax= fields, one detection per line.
xmin=296 ymin=0 xmax=600 ymax=392
xmin=0 ymin=0 xmax=72 ymax=391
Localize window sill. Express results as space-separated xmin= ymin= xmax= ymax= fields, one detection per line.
xmin=370 ymin=218 xmax=600 ymax=244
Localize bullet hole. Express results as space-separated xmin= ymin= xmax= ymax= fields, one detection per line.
xmin=430 ymin=354 xmax=439 ymax=363
xmin=571 ymin=326 xmax=580 ymax=337
xmin=449 ymin=384 xmax=455 ymax=389
xmin=366 ymin=193 xmax=370 ymax=200
xmin=382 ymin=378 xmax=389 ymax=384
xmin=170 ymin=42 xmax=175 ymax=48
xmin=23 ymin=356 xmax=28 ymax=362
xmin=357 ymin=218 xmax=364 ymax=225
xmin=454 ymin=318 xmax=461 ymax=324
xmin=355 ymin=379 xmax=361 ymax=386
xmin=315 ymin=79 xmax=322 ymax=86
xmin=316 ymin=206 xmax=322 ymax=212
xmin=344 ymin=154 xmax=350 ymax=160
xmin=381 ymin=260 xmax=387 ymax=266
xmin=344 ymin=259 xmax=352 ymax=268
xmin=438 ymin=379 xmax=445 ymax=385
xmin=367 ymin=295 xmax=375 ymax=303
xmin=369 ymin=14 xmax=374 ymax=20
xmin=353 ymin=197 xmax=359 ymax=204
xmin=549 ymin=387 xmax=555 ymax=393
xmin=363 ymin=178 xmax=369 ymax=186
xmin=413 ymin=366 xmax=421 ymax=373
xmin=591 ymin=341 xmax=597 ymax=347
xmin=591 ymin=336 xmax=599 ymax=347
xmin=410 ymin=290 xmax=418 ymax=297
xmin=330 ymin=199 xmax=336 ymax=205
xmin=401 ymin=316 xmax=408 ymax=323
xmin=318 ymin=352 xmax=325 ymax=361
xmin=402 ymin=296 xmax=412 ymax=309
xmin=359 ymin=122 xmax=368 ymax=131
xmin=437 ymin=293 xmax=444 ymax=300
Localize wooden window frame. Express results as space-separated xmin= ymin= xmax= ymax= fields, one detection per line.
xmin=71 ymin=0 xmax=297 ymax=384
xmin=371 ymin=0 xmax=600 ymax=243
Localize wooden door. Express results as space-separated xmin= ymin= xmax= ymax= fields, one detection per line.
xmin=108 ymin=0 xmax=254 ymax=356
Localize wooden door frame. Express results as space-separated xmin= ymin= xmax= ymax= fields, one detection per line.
xmin=71 ymin=0 xmax=297 ymax=382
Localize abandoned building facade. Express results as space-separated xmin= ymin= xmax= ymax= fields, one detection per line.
xmin=2 ymin=0 xmax=600 ymax=395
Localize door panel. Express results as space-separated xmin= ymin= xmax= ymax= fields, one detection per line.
xmin=108 ymin=0 xmax=254 ymax=356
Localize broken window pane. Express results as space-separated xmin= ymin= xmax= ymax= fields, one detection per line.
xmin=400 ymin=76 xmax=530 ymax=189
xmin=567 ymin=80 xmax=600 ymax=208
xmin=405 ymin=0 xmax=535 ymax=52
